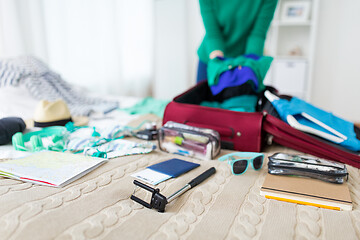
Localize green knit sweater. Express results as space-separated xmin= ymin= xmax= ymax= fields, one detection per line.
xmin=198 ymin=0 xmax=277 ymax=63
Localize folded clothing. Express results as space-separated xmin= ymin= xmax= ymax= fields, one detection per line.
xmin=207 ymin=54 xmax=273 ymax=95
xmin=121 ymin=97 xmax=170 ymax=118
xmin=200 ymin=95 xmax=258 ymax=112
xmin=211 ymin=82 xmax=257 ymax=102
xmin=272 ymin=97 xmax=360 ymax=152
xmin=83 ymin=139 xmax=156 ymax=159
xmin=210 ymin=66 xmax=259 ymax=95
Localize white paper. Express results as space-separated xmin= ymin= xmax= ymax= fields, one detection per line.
xmin=0 ymin=151 xmax=107 ymax=187
xmin=131 ymin=168 xmax=171 ymax=185
xmin=0 ymin=145 xmax=32 ymax=160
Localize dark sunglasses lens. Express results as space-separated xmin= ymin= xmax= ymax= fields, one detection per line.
xmin=253 ymin=156 xmax=263 ymax=170
xmin=233 ymin=160 xmax=248 ymax=174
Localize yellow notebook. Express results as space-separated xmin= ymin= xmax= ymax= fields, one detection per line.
xmin=260 ymin=173 xmax=352 ymax=211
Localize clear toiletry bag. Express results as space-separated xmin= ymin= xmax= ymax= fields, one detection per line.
xmin=158 ymin=121 xmax=221 ymax=160
xmin=268 ymin=153 xmax=349 ymax=184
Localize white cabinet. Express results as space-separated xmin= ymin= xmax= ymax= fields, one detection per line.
xmin=264 ymin=0 xmax=319 ymax=100
xmin=272 ymin=59 xmax=307 ymax=98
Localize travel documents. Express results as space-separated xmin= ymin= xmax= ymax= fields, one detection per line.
xmin=131 ymin=158 xmax=200 ymax=185
xmin=0 ymin=151 xmax=107 ymax=187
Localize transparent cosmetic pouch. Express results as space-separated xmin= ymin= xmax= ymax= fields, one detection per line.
xmin=268 ymin=152 xmax=348 ymax=184
xmin=158 ymin=121 xmax=221 ymax=160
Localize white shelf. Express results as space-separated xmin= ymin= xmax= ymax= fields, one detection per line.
xmin=265 ymin=0 xmax=319 ymax=101
xmin=275 ymin=55 xmax=308 ymax=60
xmin=272 ymin=20 xmax=312 ymax=27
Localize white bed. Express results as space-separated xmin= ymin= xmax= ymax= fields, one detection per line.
xmin=0 ymin=86 xmax=360 ymax=240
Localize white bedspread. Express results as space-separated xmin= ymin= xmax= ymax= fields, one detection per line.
xmin=1 ymin=88 xmax=360 ymax=240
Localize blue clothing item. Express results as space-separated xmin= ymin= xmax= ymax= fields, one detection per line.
xmin=214 ymin=82 xmax=256 ymax=101
xmin=207 ymin=54 xmax=273 ymax=87
xmin=197 ymin=60 xmax=208 ymax=83
xmin=210 ymin=66 xmax=259 ymax=95
xmin=272 ymin=97 xmax=360 ymax=152
xmin=243 ymin=54 xmax=260 ymax=60
xmin=197 ymin=54 xmax=262 ymax=85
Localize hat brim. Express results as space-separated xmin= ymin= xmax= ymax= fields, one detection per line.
xmin=25 ymin=116 xmax=89 ymax=129
xmin=72 ymin=116 xmax=89 ymax=127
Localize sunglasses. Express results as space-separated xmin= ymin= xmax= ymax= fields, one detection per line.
xmin=218 ymin=152 xmax=264 ymax=175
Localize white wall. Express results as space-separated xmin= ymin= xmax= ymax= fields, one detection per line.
xmin=153 ymin=0 xmax=188 ymax=100
xmin=154 ymin=0 xmax=360 ymax=122
xmin=0 ymin=0 xmax=155 ymax=97
xmin=312 ymin=0 xmax=360 ymax=122
xmin=3 ymin=0 xmax=358 ymax=122
xmin=153 ymin=0 xmax=204 ymax=100
xmin=185 ymin=0 xmax=205 ymax=86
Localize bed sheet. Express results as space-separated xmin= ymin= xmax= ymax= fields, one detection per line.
xmin=1 ymin=88 xmax=360 ymax=239
xmin=0 ymin=144 xmax=359 ymax=240
xmin=0 ymin=85 xmax=142 ymax=125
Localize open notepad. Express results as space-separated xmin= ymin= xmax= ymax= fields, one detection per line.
xmin=0 ymin=151 xmax=107 ymax=187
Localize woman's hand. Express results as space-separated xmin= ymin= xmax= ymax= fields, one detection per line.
xmin=209 ymin=50 xmax=224 ymax=59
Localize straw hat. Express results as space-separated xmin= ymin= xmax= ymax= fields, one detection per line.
xmin=26 ymin=99 xmax=89 ymax=128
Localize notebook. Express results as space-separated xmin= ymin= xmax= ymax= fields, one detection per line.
xmin=131 ymin=158 xmax=200 ymax=185
xmin=260 ymin=173 xmax=352 ymax=211
xmin=0 ymin=151 xmax=107 ymax=187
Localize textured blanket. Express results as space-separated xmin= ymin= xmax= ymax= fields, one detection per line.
xmin=0 ymin=143 xmax=359 ymax=240
xmin=0 ymin=56 xmax=118 ymax=116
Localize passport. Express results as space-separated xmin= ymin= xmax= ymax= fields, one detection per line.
xmin=147 ymin=158 xmax=200 ymax=178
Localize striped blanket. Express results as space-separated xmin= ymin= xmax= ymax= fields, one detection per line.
xmin=0 ymin=56 xmax=118 ymax=116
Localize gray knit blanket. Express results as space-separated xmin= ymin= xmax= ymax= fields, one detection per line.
xmin=0 ymin=56 xmax=118 ymax=116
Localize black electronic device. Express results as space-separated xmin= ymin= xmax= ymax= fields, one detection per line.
xmin=134 ymin=129 xmax=158 ymax=140
xmin=130 ymin=167 xmax=216 ymax=212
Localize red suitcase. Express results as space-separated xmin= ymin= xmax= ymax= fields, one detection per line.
xmin=163 ymin=81 xmax=360 ymax=168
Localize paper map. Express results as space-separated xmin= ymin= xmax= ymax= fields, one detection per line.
xmin=0 ymin=151 xmax=107 ymax=187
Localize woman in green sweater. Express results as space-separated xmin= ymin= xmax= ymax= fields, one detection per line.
xmin=197 ymin=0 xmax=278 ymax=83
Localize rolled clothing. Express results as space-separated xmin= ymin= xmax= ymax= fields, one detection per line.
xmin=0 ymin=117 xmax=26 ymax=145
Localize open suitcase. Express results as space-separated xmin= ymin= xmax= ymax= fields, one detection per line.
xmin=163 ymin=81 xmax=360 ymax=168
